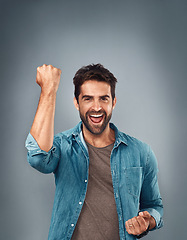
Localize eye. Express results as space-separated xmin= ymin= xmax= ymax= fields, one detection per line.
xmin=100 ymin=96 xmax=109 ymax=102
xmin=83 ymin=96 xmax=92 ymax=101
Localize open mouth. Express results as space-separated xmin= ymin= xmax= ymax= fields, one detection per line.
xmin=89 ymin=114 xmax=104 ymax=124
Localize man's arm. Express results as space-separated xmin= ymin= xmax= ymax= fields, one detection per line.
xmin=25 ymin=64 xmax=62 ymax=174
xmin=125 ymin=146 xmax=163 ymax=237
xmin=30 ymin=64 xmax=61 ymax=152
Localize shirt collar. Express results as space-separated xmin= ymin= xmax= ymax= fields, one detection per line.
xmin=109 ymin=123 xmax=128 ymax=146
xmin=72 ymin=121 xmax=128 ymax=146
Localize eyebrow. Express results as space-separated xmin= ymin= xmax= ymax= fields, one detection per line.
xmin=82 ymin=95 xmax=110 ymax=99
xmin=101 ymin=95 xmax=110 ymax=98
xmin=81 ymin=95 xmax=93 ymax=100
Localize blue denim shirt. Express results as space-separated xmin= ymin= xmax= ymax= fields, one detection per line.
xmin=25 ymin=122 xmax=163 ymax=240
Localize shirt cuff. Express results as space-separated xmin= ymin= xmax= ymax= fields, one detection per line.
xmin=145 ymin=208 xmax=163 ymax=230
xmin=25 ymin=133 xmax=56 ymax=154
xmin=25 ymin=133 xmax=41 ymax=151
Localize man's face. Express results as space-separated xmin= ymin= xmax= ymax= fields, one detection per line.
xmin=74 ymin=80 xmax=116 ymax=135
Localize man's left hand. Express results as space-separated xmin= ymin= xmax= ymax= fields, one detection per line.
xmin=125 ymin=211 xmax=156 ymax=236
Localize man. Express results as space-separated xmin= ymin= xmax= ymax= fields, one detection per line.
xmin=25 ymin=64 xmax=163 ymax=240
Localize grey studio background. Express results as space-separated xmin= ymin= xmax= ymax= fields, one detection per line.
xmin=0 ymin=0 xmax=186 ymax=239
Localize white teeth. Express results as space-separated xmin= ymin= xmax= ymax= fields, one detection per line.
xmin=90 ymin=114 xmax=103 ymax=118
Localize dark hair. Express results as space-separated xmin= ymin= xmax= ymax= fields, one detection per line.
xmin=73 ymin=63 xmax=117 ymax=102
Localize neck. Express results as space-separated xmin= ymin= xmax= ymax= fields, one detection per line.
xmin=82 ymin=124 xmax=115 ymax=148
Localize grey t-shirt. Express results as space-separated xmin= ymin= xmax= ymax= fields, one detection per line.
xmin=71 ymin=142 xmax=120 ymax=240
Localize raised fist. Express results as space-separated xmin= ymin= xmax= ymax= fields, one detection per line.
xmin=36 ymin=64 xmax=62 ymax=94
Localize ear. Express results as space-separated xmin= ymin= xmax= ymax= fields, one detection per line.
xmin=112 ymin=97 xmax=117 ymax=109
xmin=74 ymin=97 xmax=79 ymax=111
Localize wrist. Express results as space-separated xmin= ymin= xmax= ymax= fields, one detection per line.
xmin=136 ymin=224 xmax=150 ymax=239
xmin=41 ymin=88 xmax=57 ymax=97
xmin=149 ymin=216 xmax=156 ymax=230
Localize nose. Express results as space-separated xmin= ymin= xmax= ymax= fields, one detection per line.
xmin=91 ymin=99 xmax=102 ymax=112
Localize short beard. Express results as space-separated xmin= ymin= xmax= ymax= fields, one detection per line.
xmin=79 ymin=110 xmax=112 ymax=135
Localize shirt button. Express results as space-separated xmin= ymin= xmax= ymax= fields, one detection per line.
xmin=71 ymin=224 xmax=74 ymax=227
xmin=85 ymin=180 xmax=87 ymax=183
xmin=79 ymin=201 xmax=82 ymax=205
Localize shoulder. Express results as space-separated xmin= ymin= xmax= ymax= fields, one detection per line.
xmin=115 ymin=125 xmax=156 ymax=167
xmin=54 ymin=122 xmax=81 ymax=143
xmin=113 ymin=124 xmax=149 ymax=152
xmin=124 ymin=133 xmax=150 ymax=152
xmin=124 ymin=133 xmax=158 ymax=169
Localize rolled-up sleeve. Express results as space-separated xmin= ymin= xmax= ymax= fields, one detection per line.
xmin=140 ymin=146 xmax=164 ymax=230
xmin=25 ymin=133 xmax=61 ymax=174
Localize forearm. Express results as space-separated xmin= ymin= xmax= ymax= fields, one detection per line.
xmin=30 ymin=64 xmax=61 ymax=152
xmin=30 ymin=90 xmax=56 ymax=152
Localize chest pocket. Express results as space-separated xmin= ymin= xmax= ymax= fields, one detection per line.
xmin=124 ymin=167 xmax=143 ymax=198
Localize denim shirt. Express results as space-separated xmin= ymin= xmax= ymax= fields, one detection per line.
xmin=25 ymin=122 xmax=163 ymax=240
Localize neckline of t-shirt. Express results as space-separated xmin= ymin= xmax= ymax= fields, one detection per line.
xmin=85 ymin=141 xmax=114 ymax=150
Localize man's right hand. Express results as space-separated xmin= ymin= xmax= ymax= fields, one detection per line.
xmin=36 ymin=64 xmax=62 ymax=94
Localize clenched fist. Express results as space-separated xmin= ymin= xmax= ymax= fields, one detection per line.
xmin=125 ymin=211 xmax=156 ymax=236
xmin=36 ymin=64 xmax=62 ymax=94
